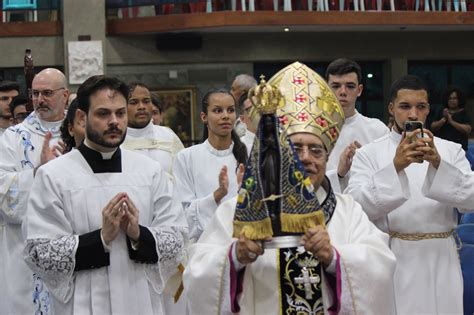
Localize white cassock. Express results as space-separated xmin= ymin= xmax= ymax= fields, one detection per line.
xmin=174 ymin=139 xmax=239 ymax=242
xmin=0 ymin=112 xmax=61 ymax=315
xmin=23 ymin=147 xmax=188 ymax=314
xmin=326 ymin=111 xmax=389 ymax=193
xmin=122 ymin=121 xmax=184 ymax=178
xmin=240 ymin=130 xmax=256 ymax=155
xmin=346 ymin=130 xmax=473 ymax=315
xmin=184 ymin=191 xmax=397 ymax=315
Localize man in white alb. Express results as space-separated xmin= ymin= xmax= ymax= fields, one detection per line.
xmin=0 ymin=68 xmax=69 ymax=314
xmin=346 ymin=75 xmax=473 ymax=314
xmin=325 ymin=58 xmax=388 ymax=192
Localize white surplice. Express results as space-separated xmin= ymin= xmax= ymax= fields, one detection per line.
xmin=122 ymin=121 xmax=184 ymax=178
xmin=173 ymin=140 xmax=239 ymax=242
xmin=326 ymin=111 xmax=389 ymax=193
xmin=0 ymin=112 xmax=61 ymax=315
xmin=23 ymin=148 xmax=188 ymax=315
xmin=346 ymin=130 xmax=473 ymax=315
xmin=184 ymin=192 xmax=397 ymax=315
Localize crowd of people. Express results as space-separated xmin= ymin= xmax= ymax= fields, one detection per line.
xmin=0 ymin=58 xmax=473 ymax=315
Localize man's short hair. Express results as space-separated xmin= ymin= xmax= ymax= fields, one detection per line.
xmin=76 ymin=75 xmax=129 ymax=113
xmin=128 ymin=81 xmax=150 ymax=95
xmin=9 ymin=95 xmax=28 ymax=115
xmin=233 ymin=74 xmax=257 ymax=91
xmin=0 ymin=80 xmax=20 ymax=93
xmin=325 ymin=58 xmax=362 ymax=83
xmin=389 ymin=75 xmax=429 ymax=102
xmin=151 ymin=95 xmax=162 ymax=113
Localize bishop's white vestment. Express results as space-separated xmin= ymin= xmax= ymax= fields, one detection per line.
xmin=346 ymin=130 xmax=473 ymax=315
xmin=184 ymin=191 xmax=397 ymax=315
xmin=23 ymin=145 xmax=188 ymax=314
xmin=326 ymin=111 xmax=388 ymax=193
xmin=173 ymin=140 xmax=239 ymax=242
xmin=0 ymin=112 xmax=61 ymax=314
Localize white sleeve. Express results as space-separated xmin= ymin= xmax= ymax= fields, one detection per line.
xmin=173 ymin=152 xmax=218 ymax=242
xmin=0 ymin=130 xmax=36 ymax=224
xmin=330 ymin=197 xmax=396 ymax=315
xmin=23 ymin=166 xmax=78 ymax=303
xmin=422 ymin=145 xmax=474 ymax=211
xmin=345 ymin=147 xmax=411 ymax=221
xmin=144 ymin=165 xmax=188 ymax=294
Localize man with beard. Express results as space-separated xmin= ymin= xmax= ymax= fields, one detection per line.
xmin=122 ymin=82 xmax=184 ymax=178
xmin=23 ymin=75 xmax=188 ymax=314
xmin=346 ymin=75 xmax=473 ymax=314
xmin=0 ymin=68 xmax=68 ymax=314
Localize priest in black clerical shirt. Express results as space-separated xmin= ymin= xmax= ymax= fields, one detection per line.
xmin=23 ymin=75 xmax=188 ymax=314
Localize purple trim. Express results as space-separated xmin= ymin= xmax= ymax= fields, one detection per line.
xmin=228 ymin=244 xmax=245 ymax=313
xmin=327 ymin=248 xmax=342 ymax=315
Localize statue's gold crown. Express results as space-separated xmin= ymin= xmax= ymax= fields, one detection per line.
xmin=248 ymin=75 xmax=285 ymax=115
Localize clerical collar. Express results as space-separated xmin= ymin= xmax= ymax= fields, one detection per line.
xmin=127 ymin=120 xmax=153 ymax=137
xmin=78 ymin=140 xmax=122 ymax=173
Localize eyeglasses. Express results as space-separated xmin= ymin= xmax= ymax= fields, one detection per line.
xmin=293 ymin=144 xmax=327 ymax=159
xmin=32 ymin=87 xmax=65 ymax=99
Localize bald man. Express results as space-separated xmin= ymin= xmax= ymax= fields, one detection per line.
xmin=0 ymin=68 xmax=69 ymax=314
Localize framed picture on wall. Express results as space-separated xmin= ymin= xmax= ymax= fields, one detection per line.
xmin=150 ymin=87 xmax=198 ymax=145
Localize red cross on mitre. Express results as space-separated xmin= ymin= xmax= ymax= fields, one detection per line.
xmin=329 ymin=127 xmax=338 ymax=139
xmin=297 ymin=112 xmax=309 ymax=122
xmin=279 ymin=115 xmax=289 ymax=125
xmin=292 ymin=76 xmax=305 ymax=85
xmin=295 ymin=93 xmax=306 ymax=103
xmin=315 ymin=117 xmax=328 ymax=128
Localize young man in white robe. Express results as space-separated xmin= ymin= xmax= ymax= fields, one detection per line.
xmin=122 ymin=82 xmax=184 ymax=178
xmin=184 ymin=62 xmax=396 ymax=315
xmin=346 ymin=75 xmax=473 ymax=314
xmin=23 ymin=75 xmax=188 ymax=314
xmin=0 ymin=68 xmax=69 ymax=314
xmin=325 ymin=59 xmax=389 ymax=192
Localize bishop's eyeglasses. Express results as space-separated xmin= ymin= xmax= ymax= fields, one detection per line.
xmin=292 ymin=143 xmax=327 ymax=159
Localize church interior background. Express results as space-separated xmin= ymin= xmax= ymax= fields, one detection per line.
xmin=0 ymin=0 xmax=473 ymax=148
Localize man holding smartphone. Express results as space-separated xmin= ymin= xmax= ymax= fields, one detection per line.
xmin=346 ymin=75 xmax=473 ymax=314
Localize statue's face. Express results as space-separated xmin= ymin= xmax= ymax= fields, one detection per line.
xmin=289 ymin=132 xmax=327 ymax=189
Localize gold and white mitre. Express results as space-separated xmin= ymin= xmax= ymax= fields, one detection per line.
xmin=268 ymin=61 xmax=345 ymax=153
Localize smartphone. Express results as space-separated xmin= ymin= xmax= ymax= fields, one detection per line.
xmin=405 ymin=121 xmax=424 ymax=137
